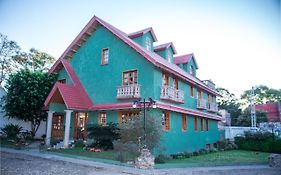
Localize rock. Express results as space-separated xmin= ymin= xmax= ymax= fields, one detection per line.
xmin=268 ymin=154 xmax=281 ymax=169
xmin=135 ymin=148 xmax=155 ymax=169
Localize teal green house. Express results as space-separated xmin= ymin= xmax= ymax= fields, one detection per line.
xmin=44 ymin=16 xmax=222 ymax=154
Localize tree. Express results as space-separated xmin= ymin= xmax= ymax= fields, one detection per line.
xmin=216 ymin=87 xmax=242 ymax=126
xmin=14 ymin=48 xmax=55 ymax=71
xmin=236 ymin=109 xmax=267 ymax=126
xmin=4 ymin=69 xmax=57 ymax=137
xmin=0 ymin=33 xmax=21 ymax=85
xmin=241 ymin=85 xmax=281 ymax=105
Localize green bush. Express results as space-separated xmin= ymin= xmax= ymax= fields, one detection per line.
xmin=235 ymin=131 xmax=281 ymax=153
xmin=87 ymin=123 xmax=119 ymax=150
xmin=1 ymin=124 xmax=23 ymax=140
xmin=155 ymin=154 xmax=167 ymax=164
xmin=75 ymin=140 xmax=85 ymax=148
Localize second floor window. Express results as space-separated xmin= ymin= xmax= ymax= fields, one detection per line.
xmin=98 ymin=112 xmax=107 ymax=126
xmin=190 ymin=85 xmax=194 ymax=97
xmin=162 ymin=111 xmax=170 ymax=130
xmin=101 ymin=48 xmax=109 ymax=65
xmin=182 ymin=115 xmax=187 ymax=131
xmin=172 ymin=77 xmax=178 ymax=89
xmin=197 ymin=90 xmax=202 ymax=99
xmin=145 ymin=37 xmax=151 ymax=51
xmin=123 ymin=70 xmax=138 ymax=85
xmin=162 ymin=72 xmax=169 ymax=86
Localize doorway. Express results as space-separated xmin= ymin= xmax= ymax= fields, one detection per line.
xmin=74 ymin=112 xmax=88 ymax=140
xmin=51 ymin=113 xmax=65 ymax=138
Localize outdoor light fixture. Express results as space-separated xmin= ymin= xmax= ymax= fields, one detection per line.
xmin=132 ymin=98 xmax=156 ymax=146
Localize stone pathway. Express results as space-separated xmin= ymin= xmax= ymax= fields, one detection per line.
xmin=1 ymin=147 xmax=281 ymax=175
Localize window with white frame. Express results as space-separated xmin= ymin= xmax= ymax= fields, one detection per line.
xmin=98 ymin=112 xmax=107 ymax=126
xmin=101 ymin=48 xmax=109 ymax=64
xmin=167 ymin=50 xmax=172 ymax=63
xmin=145 ymin=37 xmax=151 ymax=51
xmin=190 ymin=65 xmax=194 ymax=76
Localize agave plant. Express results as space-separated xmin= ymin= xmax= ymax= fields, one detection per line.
xmin=1 ymin=124 xmax=23 ymax=140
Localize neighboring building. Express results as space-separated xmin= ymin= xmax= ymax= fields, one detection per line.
xmin=219 ymin=109 xmax=231 ymax=127
xmin=44 ymin=16 xmax=221 ymax=154
xmin=256 ymin=102 xmax=281 ymax=122
xmin=0 ymin=86 xmax=46 ymax=139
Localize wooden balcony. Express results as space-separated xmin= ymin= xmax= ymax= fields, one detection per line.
xmin=160 ymin=85 xmax=184 ymax=103
xmin=117 ymin=84 xmax=141 ymax=99
xmin=197 ymin=99 xmax=207 ymax=109
xmin=208 ymin=102 xmax=218 ymax=112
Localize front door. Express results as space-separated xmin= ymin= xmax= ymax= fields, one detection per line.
xmin=74 ymin=112 xmax=88 ymax=140
xmin=51 ymin=113 xmax=65 ymax=138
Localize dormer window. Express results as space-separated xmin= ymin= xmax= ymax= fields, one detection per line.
xmin=58 ymin=79 xmax=66 ymax=84
xmin=167 ymin=51 xmax=172 ymax=63
xmin=145 ymin=37 xmax=151 ymax=51
xmin=190 ymin=65 xmax=194 ymax=76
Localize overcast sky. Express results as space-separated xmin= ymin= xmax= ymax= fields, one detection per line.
xmin=0 ymin=0 xmax=280 ymax=97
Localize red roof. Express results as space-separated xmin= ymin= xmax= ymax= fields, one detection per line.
xmin=256 ymin=102 xmax=281 ymax=122
xmin=49 ymin=15 xmax=220 ymax=97
xmin=45 ymin=59 xmax=93 ymax=110
xmin=128 ymin=27 xmax=158 ymax=42
xmin=174 ymin=53 xmax=199 ymax=69
xmin=154 ymin=42 xmax=177 ymax=54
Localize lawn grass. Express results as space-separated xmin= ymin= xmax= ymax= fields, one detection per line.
xmin=157 ymin=150 xmax=269 ymax=168
xmin=51 ymin=147 xmax=118 ymax=160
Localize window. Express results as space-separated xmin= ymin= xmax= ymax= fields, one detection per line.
xmin=172 ymin=77 xmax=178 ymax=89
xmin=194 ymin=117 xmax=198 ymax=131
xmin=145 ymin=37 xmax=151 ymax=51
xmin=58 ymin=79 xmax=66 ymax=84
xmin=208 ymin=94 xmax=211 ymax=109
xmin=200 ymin=118 xmax=204 ymax=131
xmin=123 ymin=70 xmax=138 ymax=85
xmin=205 ymin=119 xmax=209 ymax=131
xmin=197 ymin=89 xmax=202 ymax=99
xmin=119 ymin=111 xmax=140 ymax=123
xmin=182 ymin=115 xmax=187 ymax=131
xmin=162 ymin=72 xmax=169 ymax=86
xmin=167 ymin=51 xmax=172 ymax=63
xmin=162 ymin=111 xmax=170 ymax=130
xmin=190 ymin=85 xmax=194 ymax=97
xmin=212 ymin=96 xmax=215 ymax=103
xmin=190 ymin=65 xmax=194 ymax=76
xmin=98 ymin=112 xmax=107 ymax=126
xmin=101 ymin=48 xmax=109 ymax=64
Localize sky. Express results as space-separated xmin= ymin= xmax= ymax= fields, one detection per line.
xmin=0 ymin=0 xmax=280 ymax=97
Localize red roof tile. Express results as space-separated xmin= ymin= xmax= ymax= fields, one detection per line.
xmin=154 ymin=42 xmax=177 ymax=54
xmin=174 ymin=53 xmax=199 ymax=69
xmin=128 ymin=27 xmax=158 ymax=41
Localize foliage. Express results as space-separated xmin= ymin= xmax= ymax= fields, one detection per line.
xmin=241 ymin=85 xmax=281 ymax=105
xmin=1 ymin=124 xmax=23 ymax=140
xmin=155 ymin=154 xmax=171 ymax=164
xmin=0 ymin=33 xmax=21 ymax=85
xmin=13 ymin=48 xmax=55 ymax=71
xmin=87 ymin=123 xmax=119 ymax=150
xmin=215 ymin=139 xmax=238 ymax=151
xmin=74 ymin=139 xmax=85 ymax=148
xmin=4 ymin=69 xmax=57 ymax=137
xmin=216 ymin=87 xmax=242 ymax=125
xmin=235 ymin=131 xmax=281 ymax=153
xmin=235 ymin=109 xmax=267 ymax=126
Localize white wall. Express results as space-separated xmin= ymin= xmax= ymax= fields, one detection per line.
xmin=224 ymin=126 xmax=253 ymax=141
xmin=0 ymin=87 xmax=46 ymax=139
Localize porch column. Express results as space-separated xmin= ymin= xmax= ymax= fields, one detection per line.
xmin=46 ymin=110 xmax=55 ymax=146
xmin=63 ymin=110 xmax=73 ymax=148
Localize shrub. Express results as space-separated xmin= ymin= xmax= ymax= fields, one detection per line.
xmin=155 ymin=154 xmax=168 ymax=164
xmin=235 ymin=131 xmax=281 ymax=153
xmin=1 ymin=124 xmax=23 ymax=140
xmin=75 ymin=139 xmax=85 ymax=148
xmin=87 ymin=123 xmax=119 ymax=150
xmin=20 ymin=130 xmax=33 ymax=141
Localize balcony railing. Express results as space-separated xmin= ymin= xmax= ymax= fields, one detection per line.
xmin=160 ymin=86 xmax=184 ymax=103
xmin=208 ymin=102 xmax=218 ymax=112
xmin=117 ymin=84 xmax=141 ymax=99
xmin=197 ymin=99 xmax=207 ymax=109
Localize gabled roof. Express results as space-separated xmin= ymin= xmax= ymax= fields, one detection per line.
xmin=154 ymin=42 xmax=177 ymax=54
xmin=128 ymin=27 xmax=158 ymax=42
xmin=174 ymin=53 xmax=199 ymax=69
xmin=49 ymin=15 xmax=220 ymax=96
xmin=45 ymin=59 xmax=93 ymax=110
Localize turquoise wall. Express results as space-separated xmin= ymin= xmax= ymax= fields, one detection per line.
xmin=186 ymin=57 xmax=197 ymax=77
xmin=57 ymin=68 xmax=72 ymax=85
xmin=69 ymin=26 xmax=155 ymax=104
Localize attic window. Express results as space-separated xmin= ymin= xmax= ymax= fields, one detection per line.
xmin=167 ymin=51 xmax=172 ymax=63
xmin=145 ymin=37 xmax=151 ymax=51
xmin=101 ymin=48 xmax=109 ymax=65
xmin=190 ymin=65 xmax=194 ymax=76
xmin=58 ymin=79 xmax=66 ymax=84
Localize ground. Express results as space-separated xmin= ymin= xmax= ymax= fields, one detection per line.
xmin=1 ymin=149 xmax=281 ymax=175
